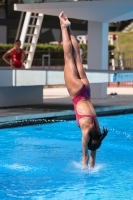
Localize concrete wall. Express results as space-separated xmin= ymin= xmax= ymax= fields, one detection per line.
xmin=0 ymin=86 xmax=43 ymax=107
xmin=0 ymin=9 xmax=7 ymax=43
xmin=0 ymin=69 xmax=131 ymax=107
xmin=41 ymin=28 xmax=87 ymax=43
xmin=0 ymin=26 xmax=7 ymax=43
xmin=0 ymin=9 xmax=5 ymax=18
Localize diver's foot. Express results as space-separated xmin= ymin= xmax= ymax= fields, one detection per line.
xmin=59 ymin=11 xmax=71 ymax=27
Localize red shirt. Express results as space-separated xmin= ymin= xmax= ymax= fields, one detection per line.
xmin=11 ymin=49 xmax=22 ymax=68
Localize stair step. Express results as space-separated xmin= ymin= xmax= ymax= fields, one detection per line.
xmin=31 ymin=15 xmax=42 ymax=19
xmin=26 ymin=33 xmax=38 ymax=36
xmin=28 ymin=25 xmax=40 ymax=28
xmin=25 ymin=51 xmax=33 ymax=54
xmin=24 ymin=43 xmax=36 ymax=45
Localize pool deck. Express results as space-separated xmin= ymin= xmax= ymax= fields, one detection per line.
xmin=0 ymin=87 xmax=133 ymax=127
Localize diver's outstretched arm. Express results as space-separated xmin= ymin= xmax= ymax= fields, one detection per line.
xmin=90 ymin=151 xmax=96 ymax=168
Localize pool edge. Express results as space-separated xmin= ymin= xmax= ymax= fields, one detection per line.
xmin=0 ymin=105 xmax=133 ymax=128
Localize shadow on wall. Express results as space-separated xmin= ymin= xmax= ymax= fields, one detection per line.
xmin=40 ymin=29 xmax=55 ymax=43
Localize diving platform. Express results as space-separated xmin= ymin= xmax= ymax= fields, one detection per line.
xmin=14 ymin=0 xmax=133 ymax=23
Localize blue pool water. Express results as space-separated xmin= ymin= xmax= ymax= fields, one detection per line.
xmin=0 ymin=114 xmax=133 ymax=200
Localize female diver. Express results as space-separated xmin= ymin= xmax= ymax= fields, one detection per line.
xmin=59 ymin=11 xmax=108 ymax=168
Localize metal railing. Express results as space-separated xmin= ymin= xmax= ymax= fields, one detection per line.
xmin=1 ymin=50 xmax=133 ymax=69
xmin=109 ymin=50 xmax=133 ymax=70
xmin=0 ymin=49 xmax=86 ymax=68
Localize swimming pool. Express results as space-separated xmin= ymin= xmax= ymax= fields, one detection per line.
xmin=0 ymin=114 xmax=133 ymax=200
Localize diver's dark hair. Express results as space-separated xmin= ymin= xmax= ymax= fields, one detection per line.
xmin=88 ymin=127 xmax=108 ymax=151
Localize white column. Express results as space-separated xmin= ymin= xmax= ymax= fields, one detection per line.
xmin=87 ymin=21 xmax=108 ymax=98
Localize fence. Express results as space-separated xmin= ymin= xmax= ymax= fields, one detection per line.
xmin=0 ymin=49 xmax=87 ymax=68
xmin=1 ymin=49 xmax=133 ymax=69
xmin=109 ymin=50 xmax=133 ymax=70
xmin=0 ymin=50 xmax=64 ymax=68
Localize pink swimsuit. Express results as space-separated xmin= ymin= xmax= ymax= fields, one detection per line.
xmin=72 ymin=85 xmax=97 ymax=127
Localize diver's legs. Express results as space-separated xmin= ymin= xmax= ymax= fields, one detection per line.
xmin=59 ymin=11 xmax=83 ymax=97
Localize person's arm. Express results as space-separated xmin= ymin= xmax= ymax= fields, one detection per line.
xmin=81 ymin=127 xmax=91 ymax=167
xmin=2 ymin=49 xmax=13 ymax=67
xmin=82 ymin=135 xmax=89 ymax=167
xmin=90 ymin=150 xmax=96 ymax=168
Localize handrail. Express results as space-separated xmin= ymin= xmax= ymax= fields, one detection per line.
xmin=15 ymin=12 xmax=25 ymax=41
